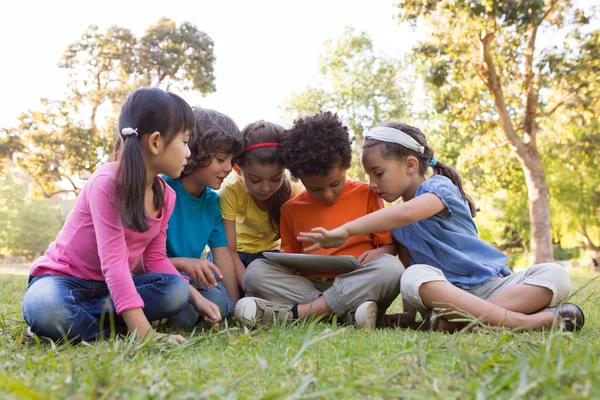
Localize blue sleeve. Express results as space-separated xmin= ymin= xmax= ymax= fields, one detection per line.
xmin=207 ymin=191 xmax=229 ymax=249
xmin=416 ymin=176 xmax=465 ymax=216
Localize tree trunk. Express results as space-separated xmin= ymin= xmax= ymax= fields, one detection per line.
xmin=353 ymin=134 xmax=367 ymax=182
xmin=480 ymin=31 xmax=554 ymax=264
xmin=519 ymin=148 xmax=554 ymax=264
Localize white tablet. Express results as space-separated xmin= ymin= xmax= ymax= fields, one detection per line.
xmin=263 ymin=252 xmax=360 ymax=275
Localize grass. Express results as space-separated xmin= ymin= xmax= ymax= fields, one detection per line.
xmin=1 ymin=270 xmax=599 ymax=399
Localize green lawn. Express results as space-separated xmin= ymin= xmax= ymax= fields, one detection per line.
xmin=1 ymin=270 xmax=599 ymax=399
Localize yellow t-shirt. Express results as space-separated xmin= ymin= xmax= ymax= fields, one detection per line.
xmin=218 ymin=173 xmax=303 ymax=254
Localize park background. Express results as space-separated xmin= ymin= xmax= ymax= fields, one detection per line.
xmin=1 ymin=0 xmax=599 ymax=270
xmin=1 ymin=1 xmax=600 ymax=398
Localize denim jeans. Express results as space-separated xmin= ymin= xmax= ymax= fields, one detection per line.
xmin=167 ymin=270 xmax=235 ymax=329
xmin=22 ymin=273 xmax=190 ymax=342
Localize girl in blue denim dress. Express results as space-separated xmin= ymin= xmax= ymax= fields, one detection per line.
xmin=298 ymin=122 xmax=584 ymax=332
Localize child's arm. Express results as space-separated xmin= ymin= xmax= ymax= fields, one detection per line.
xmin=188 ymin=285 xmax=221 ymax=327
xmin=222 ymin=219 xmax=247 ymax=288
xmin=210 ymin=246 xmax=240 ymax=301
xmin=298 ymin=193 xmax=445 ymax=251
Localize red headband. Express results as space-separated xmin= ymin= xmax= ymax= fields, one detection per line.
xmin=242 ymin=142 xmax=282 ymax=153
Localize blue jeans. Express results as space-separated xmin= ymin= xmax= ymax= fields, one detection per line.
xmin=22 ymin=273 xmax=189 ymax=342
xmin=167 ymin=271 xmax=235 ymax=328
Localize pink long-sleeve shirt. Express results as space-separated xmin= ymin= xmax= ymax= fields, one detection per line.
xmin=31 ymin=162 xmax=185 ymax=314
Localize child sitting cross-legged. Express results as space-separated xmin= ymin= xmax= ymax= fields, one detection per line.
xmin=164 ymin=108 xmax=244 ymax=329
xmin=234 ymin=112 xmax=405 ymax=329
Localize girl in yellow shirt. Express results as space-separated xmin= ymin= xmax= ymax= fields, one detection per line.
xmin=218 ymin=121 xmax=301 ymax=289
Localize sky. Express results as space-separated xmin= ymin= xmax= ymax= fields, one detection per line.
xmin=0 ymin=0 xmax=418 ymax=129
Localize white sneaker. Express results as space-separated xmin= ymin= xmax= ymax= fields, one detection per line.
xmin=344 ymin=301 xmax=378 ymax=329
xmin=234 ymin=297 xmax=294 ymax=327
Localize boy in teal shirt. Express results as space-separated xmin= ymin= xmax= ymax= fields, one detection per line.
xmin=165 ymin=108 xmax=243 ymax=328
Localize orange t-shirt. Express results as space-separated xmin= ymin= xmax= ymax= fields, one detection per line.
xmin=280 ymin=179 xmax=393 ymax=258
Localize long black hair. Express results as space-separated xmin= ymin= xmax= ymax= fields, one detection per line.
xmin=114 ymin=87 xmax=194 ymax=232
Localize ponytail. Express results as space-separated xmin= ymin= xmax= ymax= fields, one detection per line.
xmin=114 ymin=136 xmax=163 ymax=232
xmin=432 ymin=162 xmax=477 ymax=217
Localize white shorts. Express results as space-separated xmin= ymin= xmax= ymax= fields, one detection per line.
xmin=401 ymin=263 xmax=572 ymax=314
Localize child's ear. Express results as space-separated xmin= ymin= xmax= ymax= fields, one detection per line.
xmin=147 ymin=131 xmax=162 ymax=156
xmin=405 ymin=155 xmax=420 ymax=174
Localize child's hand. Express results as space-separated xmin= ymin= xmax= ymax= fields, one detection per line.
xmin=358 ymin=245 xmax=397 ymax=265
xmin=182 ymin=258 xmax=223 ymax=290
xmin=358 ymin=248 xmax=381 ymax=265
xmin=297 ymin=227 xmax=349 ymax=252
xmin=152 ymin=331 xmax=187 ymax=344
xmin=191 ymin=295 xmax=222 ymax=328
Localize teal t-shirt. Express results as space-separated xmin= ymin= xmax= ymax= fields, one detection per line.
xmin=164 ymin=177 xmax=228 ymax=258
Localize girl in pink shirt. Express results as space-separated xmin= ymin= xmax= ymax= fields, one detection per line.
xmin=22 ymin=87 xmax=221 ymax=343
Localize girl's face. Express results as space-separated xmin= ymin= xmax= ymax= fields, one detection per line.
xmin=361 ymin=146 xmax=409 ymax=203
xmin=240 ymin=161 xmax=286 ymax=201
xmin=158 ymin=131 xmax=191 ymax=179
xmin=190 ymin=152 xmax=234 ymax=190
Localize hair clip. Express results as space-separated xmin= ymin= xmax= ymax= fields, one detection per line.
xmin=429 ymin=157 xmax=438 ymax=167
xmin=121 ymin=127 xmax=138 ymax=137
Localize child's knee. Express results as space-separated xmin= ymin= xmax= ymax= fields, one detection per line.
xmin=530 ymin=263 xmax=571 ymax=306
xmin=242 ymin=259 xmax=269 ymax=293
xmin=157 ymin=274 xmax=190 ymax=315
xmin=22 ymin=282 xmax=75 ymax=338
xmin=400 ymin=264 xmax=447 ymax=312
xmin=368 ymin=254 xmax=405 ymax=284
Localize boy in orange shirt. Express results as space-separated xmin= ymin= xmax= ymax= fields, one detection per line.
xmin=234 ymin=112 xmax=405 ymax=328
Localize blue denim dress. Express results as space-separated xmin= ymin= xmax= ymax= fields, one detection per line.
xmin=391 ymin=175 xmax=511 ymax=290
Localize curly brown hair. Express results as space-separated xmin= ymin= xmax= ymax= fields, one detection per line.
xmin=181 ymin=107 xmax=243 ymax=178
xmin=282 ymin=112 xmax=352 ymax=178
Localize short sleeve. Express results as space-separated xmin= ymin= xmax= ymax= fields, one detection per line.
xmin=218 ymin=184 xmax=238 ymax=221
xmin=366 ymin=188 xmax=393 ymax=246
xmin=416 ymin=176 xmax=463 ymax=216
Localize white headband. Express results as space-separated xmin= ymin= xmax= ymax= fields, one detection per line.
xmin=364 ymin=127 xmax=424 ymax=154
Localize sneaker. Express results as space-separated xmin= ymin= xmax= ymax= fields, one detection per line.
xmin=344 ymin=301 xmax=378 ymax=329
xmin=546 ymin=303 xmax=585 ymax=331
xmin=418 ymin=309 xmax=442 ymax=331
xmin=234 ymin=297 xmax=294 ymax=327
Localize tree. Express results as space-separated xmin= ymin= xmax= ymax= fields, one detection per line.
xmin=396 ymin=1 xmax=600 ymax=263
xmin=0 ymin=171 xmax=65 ymax=261
xmin=1 ymin=18 xmax=216 ymax=197
xmin=284 ymin=28 xmax=410 ymax=180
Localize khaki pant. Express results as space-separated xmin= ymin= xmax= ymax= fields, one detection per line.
xmin=401 ymin=263 xmax=572 ymax=314
xmin=243 ymin=254 xmax=405 ymax=317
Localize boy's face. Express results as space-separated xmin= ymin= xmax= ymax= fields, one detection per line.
xmin=300 ymin=165 xmax=347 ymax=206
xmin=190 ymin=152 xmax=234 ymax=190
